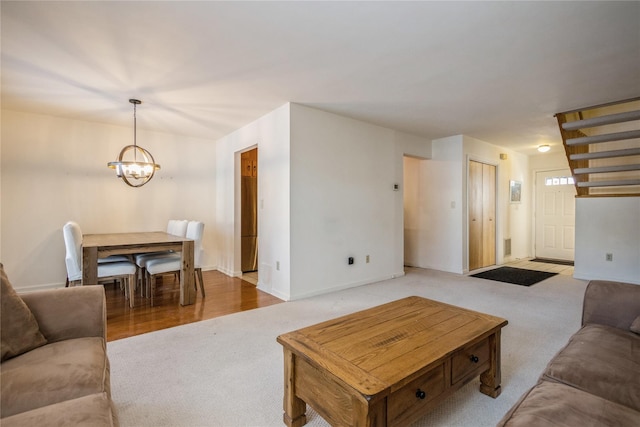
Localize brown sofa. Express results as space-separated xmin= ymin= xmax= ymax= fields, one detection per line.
xmin=1 ymin=265 xmax=118 ymax=426
xmin=498 ymin=280 xmax=640 ymax=426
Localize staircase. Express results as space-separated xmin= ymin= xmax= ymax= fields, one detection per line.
xmin=555 ymin=97 xmax=640 ymax=197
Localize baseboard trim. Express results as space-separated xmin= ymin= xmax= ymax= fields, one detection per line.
xmin=288 ymin=272 xmax=406 ymax=301
xmin=573 ymin=271 xmax=639 ymax=285
xmin=215 ymin=266 xmax=242 ymax=277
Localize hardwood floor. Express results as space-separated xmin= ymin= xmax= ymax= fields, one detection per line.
xmin=105 ymin=270 xmax=283 ymax=342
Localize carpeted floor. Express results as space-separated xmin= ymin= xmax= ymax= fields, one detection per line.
xmin=470 ymin=266 xmax=557 ymax=286
xmin=108 ymin=267 xmax=588 ymax=427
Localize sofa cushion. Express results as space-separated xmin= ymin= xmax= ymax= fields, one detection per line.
xmin=498 ymin=380 xmax=640 ymax=426
xmin=0 ymin=337 xmax=110 ymax=418
xmin=542 ymin=324 xmax=640 ymax=411
xmin=582 ymin=280 xmax=640 ymax=330
xmin=0 ymin=392 xmax=117 ymax=427
xmin=631 ymin=316 xmax=640 ymax=334
xmin=0 ymin=264 xmax=47 ymax=362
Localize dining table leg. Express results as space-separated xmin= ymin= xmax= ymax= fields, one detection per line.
xmin=82 ymin=246 xmax=98 ymax=286
xmin=180 ymin=240 xmax=195 ymax=305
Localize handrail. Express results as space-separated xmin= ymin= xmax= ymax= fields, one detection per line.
xmin=555 ymin=96 xmax=640 ymax=115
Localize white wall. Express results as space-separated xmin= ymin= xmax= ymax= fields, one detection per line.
xmin=404 ymin=135 xmax=530 ymax=274
xmin=1 ymin=110 xmax=216 ymax=290
xmin=528 ymin=152 xmax=569 ymax=172
xmin=575 ymin=197 xmax=640 ymax=284
xmin=214 ymin=104 xmax=291 ymax=299
xmin=215 ymin=103 xmax=431 ymax=301
xmin=287 ymin=104 xmax=431 ymax=299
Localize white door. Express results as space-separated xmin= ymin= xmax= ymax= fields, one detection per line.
xmin=535 ymin=169 xmax=576 ymax=261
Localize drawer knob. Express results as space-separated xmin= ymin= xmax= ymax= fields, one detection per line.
xmin=470 ymin=355 xmax=479 ymax=363
xmin=416 ymin=389 xmax=426 ymax=400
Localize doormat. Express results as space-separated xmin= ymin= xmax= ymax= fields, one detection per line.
xmin=471 ymin=267 xmax=557 ymax=287
xmin=531 ymin=258 xmax=574 ymax=266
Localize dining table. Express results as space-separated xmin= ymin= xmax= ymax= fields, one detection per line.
xmin=81 ymin=231 xmax=195 ymax=307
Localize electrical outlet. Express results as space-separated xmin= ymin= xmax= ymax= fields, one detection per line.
xmin=276 ymin=261 xmax=280 ymax=270
xmin=606 ymin=253 xmax=613 ymax=262
xmin=366 ymin=255 xmax=370 ymax=263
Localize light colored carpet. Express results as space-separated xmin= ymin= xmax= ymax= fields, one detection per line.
xmin=108 ymin=267 xmax=588 ymax=427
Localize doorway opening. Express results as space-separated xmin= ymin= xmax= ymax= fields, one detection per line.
xmin=403 ymin=155 xmax=423 ymax=268
xmin=241 ymin=148 xmax=258 ymax=284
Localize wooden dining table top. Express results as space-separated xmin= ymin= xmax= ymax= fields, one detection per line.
xmin=82 ymin=231 xmax=192 ymax=248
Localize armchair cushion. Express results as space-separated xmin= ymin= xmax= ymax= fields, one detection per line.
xmin=0 ymin=337 xmax=110 ymax=418
xmin=0 ymin=393 xmax=117 ymax=427
xmin=1 ymin=264 xmax=47 ymax=362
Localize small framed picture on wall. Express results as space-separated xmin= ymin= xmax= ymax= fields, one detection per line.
xmin=510 ymin=180 xmax=522 ymax=203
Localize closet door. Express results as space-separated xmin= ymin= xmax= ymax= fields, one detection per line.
xmin=482 ymin=163 xmax=496 ymax=267
xmin=469 ymin=160 xmax=496 ymax=271
xmin=469 ymin=161 xmax=484 ymax=271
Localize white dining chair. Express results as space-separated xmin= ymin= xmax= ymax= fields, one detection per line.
xmin=63 ymin=221 xmax=138 ymax=303
xmin=145 ymin=220 xmax=205 ymax=306
xmin=134 ymin=219 xmax=188 ymax=294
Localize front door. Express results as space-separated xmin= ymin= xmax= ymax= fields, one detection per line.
xmin=535 ymin=169 xmax=576 ymax=261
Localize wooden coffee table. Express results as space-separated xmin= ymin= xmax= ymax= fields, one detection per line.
xmin=277 ymin=296 xmax=508 ymax=427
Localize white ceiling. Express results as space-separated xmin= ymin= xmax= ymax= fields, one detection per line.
xmin=2 ymin=1 xmax=639 ymax=155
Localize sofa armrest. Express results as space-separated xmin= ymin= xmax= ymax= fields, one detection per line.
xmin=20 ymin=286 xmax=106 ymax=343
xmin=582 ymin=280 xmax=640 ymax=330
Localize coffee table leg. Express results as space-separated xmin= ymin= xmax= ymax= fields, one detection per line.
xmin=480 ymin=330 xmax=502 ymax=398
xmin=283 ymin=349 xmax=307 ymax=427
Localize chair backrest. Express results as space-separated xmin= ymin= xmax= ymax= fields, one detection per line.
xmin=62 ymin=221 xmax=83 ymax=281
xmin=167 ymin=219 xmax=188 ymax=237
xmin=185 ymin=221 xmax=205 ymax=266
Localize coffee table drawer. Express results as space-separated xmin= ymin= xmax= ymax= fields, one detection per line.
xmin=451 ymin=338 xmax=490 ymax=384
xmin=387 ymin=364 xmax=446 ymax=426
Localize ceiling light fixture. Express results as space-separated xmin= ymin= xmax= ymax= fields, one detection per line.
xmin=108 ymin=99 xmax=160 ymax=187
xmin=537 ymin=144 xmax=551 ymax=153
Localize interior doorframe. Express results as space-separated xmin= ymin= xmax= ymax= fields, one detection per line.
xmin=233 ymin=144 xmax=259 ymax=278
xmin=465 ymin=155 xmax=501 ymax=273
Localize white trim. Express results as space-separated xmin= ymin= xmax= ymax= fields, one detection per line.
xmin=285 ymin=271 xmax=406 ymax=301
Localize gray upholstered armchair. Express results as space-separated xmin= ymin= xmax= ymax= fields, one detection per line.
xmin=1 ymin=264 xmax=118 ymax=426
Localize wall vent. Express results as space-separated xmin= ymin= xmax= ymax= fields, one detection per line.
xmin=504 ymin=238 xmax=512 ymax=256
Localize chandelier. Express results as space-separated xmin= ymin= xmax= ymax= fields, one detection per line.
xmin=108 ymin=99 xmax=160 ymax=187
